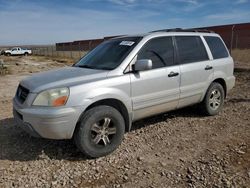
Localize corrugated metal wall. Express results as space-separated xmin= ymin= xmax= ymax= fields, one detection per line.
xmin=56 ymin=38 xmax=104 ymax=51
xmin=56 ymin=23 xmax=250 ymax=51
xmin=198 ymin=23 xmax=250 ymax=49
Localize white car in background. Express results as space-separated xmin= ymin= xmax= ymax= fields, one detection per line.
xmin=4 ymin=47 xmax=32 ymax=56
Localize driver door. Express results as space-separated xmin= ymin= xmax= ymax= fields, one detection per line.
xmin=17 ymin=48 xmax=22 ymax=55
xmin=130 ymin=36 xmax=180 ymax=121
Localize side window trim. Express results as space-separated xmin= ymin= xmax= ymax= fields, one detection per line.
xmin=172 ymin=36 xmax=180 ymax=65
xmin=200 ymin=36 xmax=213 ymax=60
xmin=172 ymin=36 xmax=179 ymax=66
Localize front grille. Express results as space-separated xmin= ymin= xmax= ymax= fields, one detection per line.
xmin=16 ymin=85 xmax=29 ymax=103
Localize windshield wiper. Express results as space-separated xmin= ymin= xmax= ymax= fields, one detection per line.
xmin=97 ymin=67 xmax=113 ymax=70
xmin=76 ymin=64 xmax=113 ymax=70
xmin=77 ymin=64 xmax=95 ymax=69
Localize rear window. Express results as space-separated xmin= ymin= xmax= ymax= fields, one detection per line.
xmin=175 ymin=36 xmax=209 ymax=64
xmin=204 ymin=36 xmax=229 ymax=59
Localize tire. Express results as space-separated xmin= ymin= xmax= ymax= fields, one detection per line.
xmin=24 ymin=53 xmax=28 ymax=56
xmin=201 ymin=82 xmax=225 ymax=116
xmin=6 ymin=53 xmax=10 ymax=56
xmin=74 ymin=105 xmax=125 ymax=158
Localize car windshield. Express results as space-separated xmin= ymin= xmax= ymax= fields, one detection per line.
xmin=74 ymin=37 xmax=142 ymax=70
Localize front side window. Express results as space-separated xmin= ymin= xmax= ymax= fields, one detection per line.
xmin=204 ymin=36 xmax=229 ymax=59
xmin=175 ymin=36 xmax=209 ymax=64
xmin=137 ymin=37 xmax=174 ymax=69
xmin=74 ymin=37 xmax=142 ymax=70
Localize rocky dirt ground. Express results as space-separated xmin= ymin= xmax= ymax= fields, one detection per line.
xmin=0 ymin=55 xmax=249 ymax=188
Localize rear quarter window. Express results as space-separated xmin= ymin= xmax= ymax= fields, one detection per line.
xmin=204 ymin=36 xmax=229 ymax=59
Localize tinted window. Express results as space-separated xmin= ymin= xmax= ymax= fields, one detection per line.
xmin=175 ymin=36 xmax=208 ymax=64
xmin=137 ymin=37 xmax=174 ymax=69
xmin=75 ymin=37 xmax=142 ymax=70
xmin=204 ymin=36 xmax=229 ymax=59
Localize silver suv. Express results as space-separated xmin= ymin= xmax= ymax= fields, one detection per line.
xmin=13 ymin=30 xmax=235 ymax=158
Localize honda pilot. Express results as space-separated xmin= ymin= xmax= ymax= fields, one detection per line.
xmin=13 ymin=30 xmax=235 ymax=158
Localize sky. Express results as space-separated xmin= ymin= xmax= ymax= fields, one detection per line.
xmin=0 ymin=0 xmax=249 ymax=45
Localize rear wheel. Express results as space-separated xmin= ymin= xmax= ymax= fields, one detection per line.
xmin=201 ymin=82 xmax=225 ymax=116
xmin=24 ymin=52 xmax=28 ymax=56
xmin=6 ymin=53 xmax=11 ymax=56
xmin=74 ymin=105 xmax=125 ymax=158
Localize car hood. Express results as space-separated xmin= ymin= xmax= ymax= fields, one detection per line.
xmin=20 ymin=66 xmax=109 ymax=93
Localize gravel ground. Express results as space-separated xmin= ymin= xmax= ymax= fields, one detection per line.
xmin=0 ymin=56 xmax=249 ymax=188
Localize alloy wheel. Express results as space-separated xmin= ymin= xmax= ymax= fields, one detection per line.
xmin=90 ymin=118 xmax=117 ymax=146
xmin=209 ymin=89 xmax=221 ymax=110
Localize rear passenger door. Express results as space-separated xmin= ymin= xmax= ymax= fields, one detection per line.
xmin=174 ymin=35 xmax=213 ymax=108
xmin=130 ymin=36 xmax=180 ymax=120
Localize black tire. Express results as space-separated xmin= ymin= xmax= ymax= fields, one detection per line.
xmin=74 ymin=105 xmax=125 ymax=158
xmin=201 ymin=82 xmax=225 ymax=116
xmin=24 ymin=53 xmax=28 ymax=56
xmin=6 ymin=53 xmax=11 ymax=56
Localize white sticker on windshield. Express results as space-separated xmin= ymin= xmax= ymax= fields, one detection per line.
xmin=119 ymin=41 xmax=135 ymax=46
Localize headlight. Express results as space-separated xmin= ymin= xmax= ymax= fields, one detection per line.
xmin=33 ymin=87 xmax=69 ymax=107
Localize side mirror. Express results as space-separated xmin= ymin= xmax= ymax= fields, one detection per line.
xmin=133 ymin=59 xmax=152 ymax=72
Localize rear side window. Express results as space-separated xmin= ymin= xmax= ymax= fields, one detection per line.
xmin=137 ymin=37 xmax=174 ymax=69
xmin=175 ymin=36 xmax=209 ymax=64
xmin=204 ymin=36 xmax=229 ymax=59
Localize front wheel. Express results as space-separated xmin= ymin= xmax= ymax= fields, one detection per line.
xmin=201 ymin=82 xmax=225 ymax=116
xmin=74 ymin=105 xmax=125 ymax=158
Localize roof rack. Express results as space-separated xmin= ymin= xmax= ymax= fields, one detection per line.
xmin=150 ymin=28 xmax=214 ymax=33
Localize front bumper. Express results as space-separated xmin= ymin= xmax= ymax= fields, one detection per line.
xmin=13 ymin=99 xmax=83 ymax=139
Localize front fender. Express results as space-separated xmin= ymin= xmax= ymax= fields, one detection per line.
xmin=81 ymin=87 xmax=132 ymax=112
xmin=67 ymin=75 xmax=132 ymax=113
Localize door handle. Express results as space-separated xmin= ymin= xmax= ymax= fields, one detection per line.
xmin=205 ymin=65 xmax=213 ymax=70
xmin=168 ymin=71 xmax=179 ymax=77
